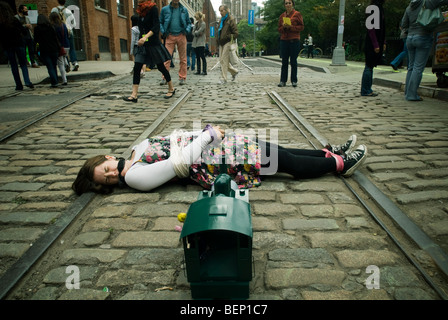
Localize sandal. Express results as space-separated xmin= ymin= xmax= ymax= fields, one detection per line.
xmin=123 ymin=96 xmax=138 ymax=103
xmin=164 ymin=89 xmax=176 ymax=99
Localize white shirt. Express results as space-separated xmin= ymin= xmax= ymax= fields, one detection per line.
xmin=125 ymin=130 xmax=213 ymax=191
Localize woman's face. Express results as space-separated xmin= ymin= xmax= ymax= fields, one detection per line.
xmin=219 ymin=7 xmax=227 ymax=16
xmin=284 ymin=1 xmax=293 ymax=8
xmin=93 ymin=156 xmax=120 ymax=186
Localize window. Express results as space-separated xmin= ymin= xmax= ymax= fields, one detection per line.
xmin=98 ymin=36 xmax=110 ymax=52
xmin=120 ymin=39 xmax=128 ymax=53
xmin=117 ymin=0 xmax=125 ymax=16
xmin=95 ymin=0 xmax=107 ymax=10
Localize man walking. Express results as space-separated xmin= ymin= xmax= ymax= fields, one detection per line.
xmin=160 ymin=0 xmax=191 ymax=85
xmin=15 ymin=5 xmax=39 ymax=68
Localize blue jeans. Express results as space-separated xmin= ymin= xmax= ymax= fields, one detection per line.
xmin=68 ymin=33 xmax=78 ymax=65
xmin=39 ymin=52 xmax=59 ymax=86
xmin=405 ymin=34 xmax=433 ymax=101
xmin=390 ymin=38 xmax=408 ymax=68
xmin=361 ymin=65 xmax=374 ymax=96
xmin=280 ymin=40 xmax=300 ymax=83
xmin=4 ymin=46 xmax=32 ymax=89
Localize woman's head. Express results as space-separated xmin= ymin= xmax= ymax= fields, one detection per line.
xmin=72 ymin=155 xmax=118 ymax=195
xmin=49 ymin=11 xmax=62 ymax=25
xmin=219 ymin=5 xmax=229 ymax=17
xmin=195 ymin=11 xmax=204 ymax=21
xmin=284 ymin=0 xmax=295 ymax=7
xmin=37 ymin=14 xmax=51 ymax=26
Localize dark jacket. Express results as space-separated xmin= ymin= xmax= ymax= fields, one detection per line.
xmin=0 ymin=18 xmax=26 ymax=49
xmin=34 ymin=23 xmax=60 ymax=54
xmin=218 ymin=15 xmax=238 ymax=46
xmin=138 ymin=5 xmax=162 ymax=47
xmin=364 ymin=0 xmax=386 ymax=68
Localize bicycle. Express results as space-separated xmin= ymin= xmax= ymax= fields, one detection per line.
xmin=299 ymin=46 xmax=323 ymax=58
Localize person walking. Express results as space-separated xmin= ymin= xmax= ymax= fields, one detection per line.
xmin=34 ymin=14 xmax=60 ymax=88
xmin=217 ymin=5 xmax=239 ymax=84
xmin=15 ymin=4 xmax=39 ymax=68
xmin=49 ymin=12 xmax=70 ymax=86
xmin=361 ymin=0 xmax=386 ymax=97
xmin=277 ymin=0 xmax=304 ymax=87
xmin=192 ymin=11 xmax=207 ymax=75
xmin=307 ymin=33 xmax=314 ymax=58
xmin=160 ymin=0 xmax=191 ymax=85
xmin=51 ymin=0 xmax=79 ymax=71
xmin=401 ymin=0 xmax=448 ymax=101
xmin=123 ymin=0 xmax=175 ymax=102
xmin=0 ymin=2 xmax=34 ymax=91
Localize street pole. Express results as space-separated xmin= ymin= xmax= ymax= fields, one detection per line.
xmin=331 ymin=0 xmax=347 ymax=66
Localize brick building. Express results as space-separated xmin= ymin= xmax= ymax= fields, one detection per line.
xmin=2 ymin=0 xmax=217 ymax=62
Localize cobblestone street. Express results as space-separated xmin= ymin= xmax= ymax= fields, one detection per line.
xmin=0 ymin=57 xmax=447 ymax=301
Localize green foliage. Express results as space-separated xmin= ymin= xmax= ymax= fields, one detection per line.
xmin=259 ymin=0 xmax=415 ymax=58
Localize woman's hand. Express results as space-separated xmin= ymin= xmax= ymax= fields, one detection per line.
xmin=212 ymin=125 xmax=225 ymax=139
xmin=137 ymin=38 xmax=145 ymax=46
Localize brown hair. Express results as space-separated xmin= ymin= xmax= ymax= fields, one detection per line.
xmin=72 ymin=155 xmax=114 ymax=195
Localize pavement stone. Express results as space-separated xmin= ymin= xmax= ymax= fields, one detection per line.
xmin=0 ymin=56 xmax=446 ymax=301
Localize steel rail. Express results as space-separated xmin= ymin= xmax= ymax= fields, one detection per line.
xmin=267 ymin=90 xmax=448 ymax=300
xmin=0 ymin=89 xmax=191 ymax=299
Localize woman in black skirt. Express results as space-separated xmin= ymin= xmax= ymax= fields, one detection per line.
xmin=123 ymin=0 xmax=175 ymax=102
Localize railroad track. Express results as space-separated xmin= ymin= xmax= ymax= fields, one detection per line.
xmin=0 ymin=68 xmax=447 ymax=300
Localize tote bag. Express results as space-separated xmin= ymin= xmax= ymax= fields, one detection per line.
xmin=416 ymin=0 xmax=444 ymax=31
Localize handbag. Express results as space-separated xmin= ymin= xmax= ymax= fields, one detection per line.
xmin=229 ymin=34 xmax=238 ymax=65
xmin=416 ymin=0 xmax=444 ymax=31
xmin=59 ymin=46 xmax=66 ymax=56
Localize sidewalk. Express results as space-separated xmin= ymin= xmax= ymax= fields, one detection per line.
xmin=0 ymin=60 xmax=133 ymax=97
xmin=264 ymin=55 xmax=448 ymax=102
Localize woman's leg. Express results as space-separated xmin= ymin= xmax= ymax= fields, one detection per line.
xmin=200 ymin=47 xmax=207 ymax=74
xmin=157 ymin=62 xmax=175 ymax=97
xmin=280 ymin=40 xmax=290 ymax=84
xmin=194 ymin=47 xmax=201 ymax=74
xmin=405 ymin=35 xmax=432 ymax=101
xmin=261 ymin=142 xmax=336 ymax=179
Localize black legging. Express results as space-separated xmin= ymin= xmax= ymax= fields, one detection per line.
xmin=260 ymin=142 xmax=336 ymax=179
xmin=133 ymin=62 xmax=171 ymax=85
xmin=195 ymin=46 xmax=207 ymax=73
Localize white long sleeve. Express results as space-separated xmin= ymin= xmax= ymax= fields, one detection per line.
xmin=125 ymin=131 xmax=213 ymax=191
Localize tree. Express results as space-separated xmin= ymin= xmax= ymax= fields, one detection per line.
xmin=258 ymin=0 xmax=424 ymax=60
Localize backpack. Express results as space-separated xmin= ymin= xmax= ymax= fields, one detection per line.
xmin=58 ymin=7 xmax=68 ymax=25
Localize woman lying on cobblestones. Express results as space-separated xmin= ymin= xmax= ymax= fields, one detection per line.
xmin=72 ymin=125 xmax=367 ymax=195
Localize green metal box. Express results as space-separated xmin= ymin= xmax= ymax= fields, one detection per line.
xmin=180 ymin=174 xmax=253 ymax=299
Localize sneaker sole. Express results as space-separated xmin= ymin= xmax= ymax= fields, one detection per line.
xmin=342 ymin=145 xmax=367 ymax=177
xmin=346 ymin=134 xmax=357 ymax=154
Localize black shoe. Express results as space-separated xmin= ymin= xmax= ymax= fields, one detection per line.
xmin=341 ymin=145 xmax=367 ymax=177
xmin=15 ymin=86 xmax=23 ymax=91
xmin=25 ymin=83 xmax=34 ymax=89
xmin=326 ymin=135 xmax=357 ymax=156
xmin=278 ymin=82 xmax=286 ymax=87
xmin=201 ymin=71 xmax=207 ymax=75
xmin=194 ymin=71 xmax=201 ymax=75
xmin=164 ymin=89 xmax=176 ymax=99
xmin=123 ymin=96 xmax=138 ymax=103
xmin=390 ymin=63 xmax=398 ymax=71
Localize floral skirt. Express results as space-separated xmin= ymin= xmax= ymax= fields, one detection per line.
xmin=140 ymin=134 xmax=262 ymax=189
